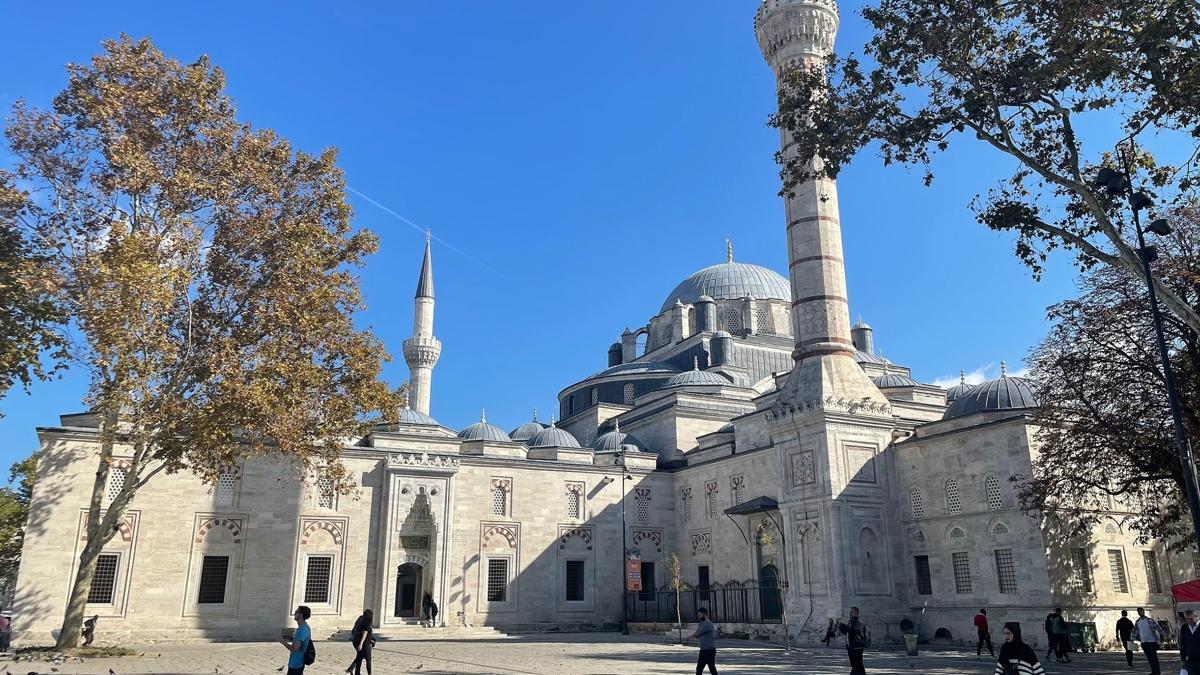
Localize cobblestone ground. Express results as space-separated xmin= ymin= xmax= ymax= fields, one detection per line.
xmin=7 ymin=633 xmax=1141 ymax=674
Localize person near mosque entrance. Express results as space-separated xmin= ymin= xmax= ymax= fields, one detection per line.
xmin=837 ymin=607 xmax=868 ymax=675
xmin=687 ymin=607 xmax=717 ymax=675
xmin=995 ymin=622 xmax=1045 ymax=675
xmin=975 ymin=608 xmax=994 ymax=657
xmin=1116 ymin=609 xmax=1135 ymax=668
xmin=1044 ymin=608 xmax=1069 ymax=663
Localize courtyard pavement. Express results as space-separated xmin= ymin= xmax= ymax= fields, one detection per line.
xmin=8 ymin=632 xmax=1145 ymax=674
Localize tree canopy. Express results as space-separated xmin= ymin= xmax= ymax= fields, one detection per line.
xmin=770 ymin=0 xmax=1200 ymax=332
xmin=1 ymin=35 xmax=402 ymax=647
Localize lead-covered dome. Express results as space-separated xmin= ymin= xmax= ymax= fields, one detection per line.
xmin=458 ymin=411 xmax=512 ymax=442
xmin=528 ymin=423 xmax=582 ymax=449
xmin=592 ymin=421 xmax=646 ymax=452
xmin=397 ymin=406 xmax=440 ymax=426
xmin=659 ymin=261 xmax=791 ymax=313
xmin=665 ymin=358 xmax=731 ymax=388
xmin=873 ymin=372 xmax=919 ymax=388
xmin=944 ymin=367 xmax=1037 ymax=419
xmin=944 ymin=371 xmax=975 ymax=404
xmin=509 ymin=413 xmax=547 ymax=444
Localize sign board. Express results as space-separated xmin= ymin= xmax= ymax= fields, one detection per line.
xmin=625 ymin=558 xmax=642 ymax=592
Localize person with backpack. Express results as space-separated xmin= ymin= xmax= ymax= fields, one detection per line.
xmin=346 ymin=609 xmax=374 ymax=675
xmin=1133 ymin=606 xmax=1162 ymax=675
xmin=837 ymin=606 xmax=869 ymax=675
xmin=1044 ymin=607 xmax=1069 ymax=663
xmin=428 ymin=598 xmax=439 ymax=628
xmin=280 ymin=605 xmax=314 ymax=675
xmin=994 ymin=622 xmax=1045 ymax=675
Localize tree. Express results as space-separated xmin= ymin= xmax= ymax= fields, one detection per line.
xmin=667 ymin=552 xmax=685 ymax=644
xmin=0 ymin=455 xmax=37 ymax=603
xmin=1 ymin=36 xmax=401 ymax=648
xmin=1021 ymin=203 xmax=1200 ymax=546
xmin=770 ymin=0 xmax=1200 ymax=333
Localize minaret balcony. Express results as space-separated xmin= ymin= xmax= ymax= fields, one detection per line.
xmin=403 ymin=336 xmax=442 ymax=367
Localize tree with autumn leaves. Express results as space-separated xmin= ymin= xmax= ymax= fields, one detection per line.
xmin=0 ymin=36 xmax=402 ymax=648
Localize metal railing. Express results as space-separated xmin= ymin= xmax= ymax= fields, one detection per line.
xmin=624 ymin=581 xmax=783 ymax=625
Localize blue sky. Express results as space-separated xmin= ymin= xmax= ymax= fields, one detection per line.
xmin=0 ymin=1 xmax=1119 ymax=467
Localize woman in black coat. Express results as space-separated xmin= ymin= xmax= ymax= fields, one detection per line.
xmin=995 ymin=622 xmax=1045 ymax=675
xmin=346 ymin=609 xmax=375 ymax=675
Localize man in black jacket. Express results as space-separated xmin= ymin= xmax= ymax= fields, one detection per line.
xmin=1181 ymin=610 xmax=1200 ymax=674
xmin=837 ymin=607 xmax=867 ymax=675
xmin=1116 ymin=610 xmax=1134 ymax=668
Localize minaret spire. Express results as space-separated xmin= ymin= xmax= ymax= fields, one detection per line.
xmin=403 ymin=233 xmax=442 ymax=415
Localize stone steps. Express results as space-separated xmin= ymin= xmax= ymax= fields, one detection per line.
xmin=328 ymin=624 xmax=510 ymax=641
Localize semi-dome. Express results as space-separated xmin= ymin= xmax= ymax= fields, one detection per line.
xmin=528 ymin=423 xmax=582 ymax=449
xmin=397 ymin=406 xmax=440 ymax=426
xmin=659 ymin=260 xmax=791 ymax=313
xmin=509 ymin=412 xmax=547 ymax=444
xmin=944 ymin=370 xmax=975 ymax=404
xmin=664 ymin=358 xmax=730 ymax=388
xmin=588 ymin=361 xmax=681 ymax=379
xmin=591 ymin=421 xmax=646 ymax=452
xmin=944 ymin=364 xmax=1038 ymax=419
xmin=873 ymin=371 xmax=920 ymax=388
xmin=457 ymin=410 xmax=512 ymax=442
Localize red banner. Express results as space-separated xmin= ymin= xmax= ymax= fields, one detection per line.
xmin=625 ymin=559 xmax=642 ymax=592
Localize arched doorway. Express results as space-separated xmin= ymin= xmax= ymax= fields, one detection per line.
xmin=395 ymin=563 xmax=423 ymax=618
xmin=759 ymin=563 xmax=781 ymax=622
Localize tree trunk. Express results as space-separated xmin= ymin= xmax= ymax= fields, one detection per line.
xmin=675 ymin=591 xmax=682 ymax=644
xmin=54 ymin=539 xmax=103 ymax=649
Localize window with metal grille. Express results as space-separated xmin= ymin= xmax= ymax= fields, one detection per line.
xmin=487 ymin=558 xmax=508 ymax=602
xmin=197 ymin=555 xmax=229 ymax=604
xmin=994 ymin=549 xmax=1017 ymax=593
xmin=590 ymin=388 xmax=598 ymax=405
xmin=950 ymin=527 xmax=966 ymax=539
xmin=991 ymin=522 xmax=1009 ymax=535
xmin=1193 ymin=551 xmax=1200 ymax=580
xmin=304 ymin=555 xmax=333 ymax=604
xmin=566 ymin=489 xmax=582 ymax=520
xmin=914 ymin=555 xmax=932 ymax=595
xmin=565 ymin=560 xmax=585 ymax=602
xmin=683 ymin=494 xmax=693 ymax=522
xmin=623 ymin=383 xmax=635 ymax=405
xmin=1108 ymin=549 xmax=1129 ymax=593
xmin=724 ymin=308 xmax=743 ymax=334
xmin=1071 ymin=548 xmax=1094 ymax=592
xmin=1142 ymin=550 xmax=1163 ymax=594
xmin=215 ymin=472 xmax=237 ymax=506
xmin=491 ymin=485 xmax=507 ymax=516
xmin=106 ymin=467 xmax=127 ymax=504
xmin=910 ymin=487 xmax=925 ymax=519
xmin=985 ymin=476 xmax=1002 ymax=511
xmin=731 ymin=476 xmax=745 ymax=505
xmin=1104 ymin=521 xmax=1120 ymax=535
xmin=707 ymin=492 xmax=718 ymax=519
xmin=754 ymin=306 xmax=772 ymax=334
xmin=945 ymin=479 xmax=962 ymax=514
xmin=952 ymin=552 xmax=972 ymax=594
xmin=316 ymin=478 xmax=335 ymax=510
xmin=88 ymin=553 xmax=119 ymax=604
xmin=636 ymin=496 xmax=649 ymax=523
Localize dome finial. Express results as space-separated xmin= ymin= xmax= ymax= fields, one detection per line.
xmin=1000 ymin=360 xmax=1008 ymax=378
xmin=726 ymin=238 xmax=734 ymax=263
xmin=614 ymin=418 xmax=620 ymax=433
xmin=532 ymin=408 xmax=538 ymax=422
xmin=959 ymin=369 xmax=966 ymax=385
xmin=480 ymin=408 xmax=486 ymax=423
xmin=693 ymin=355 xmax=700 ymax=371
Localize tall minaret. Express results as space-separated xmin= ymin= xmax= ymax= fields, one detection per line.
xmin=755 ymin=0 xmax=885 ymax=410
xmin=402 ymin=231 xmax=441 ymax=415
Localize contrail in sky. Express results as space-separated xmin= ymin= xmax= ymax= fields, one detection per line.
xmin=347 ymin=186 xmax=490 ymax=269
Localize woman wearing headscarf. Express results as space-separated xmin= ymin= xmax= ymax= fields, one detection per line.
xmin=345 ymin=609 xmax=375 ymax=675
xmin=994 ymin=622 xmax=1045 ymax=675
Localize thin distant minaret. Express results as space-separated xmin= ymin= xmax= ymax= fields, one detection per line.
xmin=403 ymin=231 xmax=441 ymax=415
xmin=755 ymin=0 xmax=883 ymax=408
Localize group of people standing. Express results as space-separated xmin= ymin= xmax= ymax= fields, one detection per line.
xmin=277 ymin=594 xmax=440 ymax=675
xmin=1116 ymin=607 xmax=1200 ymax=675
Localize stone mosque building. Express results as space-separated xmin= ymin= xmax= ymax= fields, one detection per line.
xmin=12 ymin=0 xmax=1195 ymax=647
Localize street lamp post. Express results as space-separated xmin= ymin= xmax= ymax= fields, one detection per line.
xmin=615 ymin=451 xmax=632 ymax=635
xmin=1095 ymin=143 xmax=1200 ymax=548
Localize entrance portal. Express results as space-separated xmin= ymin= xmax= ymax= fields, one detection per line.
xmin=759 ymin=563 xmax=782 ymax=622
xmin=395 ymin=563 xmax=424 ymax=618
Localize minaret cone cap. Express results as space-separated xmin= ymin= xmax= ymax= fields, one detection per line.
xmin=415 ymin=232 xmax=434 ymax=299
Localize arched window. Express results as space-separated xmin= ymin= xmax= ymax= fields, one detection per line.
xmin=491 ymin=484 xmax=508 ymax=516
xmin=985 ymin=476 xmax=1003 ymax=511
xmin=910 ymin=529 xmax=926 ymax=543
xmin=945 ymin=479 xmax=962 ymax=515
xmin=1103 ymin=521 xmax=1120 ymax=535
xmin=858 ymin=528 xmax=881 ymax=584
xmin=106 ymin=466 xmax=127 ymax=504
xmin=910 ymin=487 xmax=926 ymax=519
xmin=991 ymin=522 xmax=1009 ymax=535
xmin=949 ymin=526 xmax=967 ymax=539
xmin=623 ymin=383 xmax=635 ymax=406
xmin=315 ymin=478 xmax=336 ymax=510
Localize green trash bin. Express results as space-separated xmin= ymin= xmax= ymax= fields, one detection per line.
xmin=903 ymin=633 xmax=918 ymax=656
xmin=1066 ymin=622 xmax=1097 ymax=653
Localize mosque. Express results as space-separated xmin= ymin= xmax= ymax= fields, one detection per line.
xmin=11 ymin=0 xmax=1191 ymax=647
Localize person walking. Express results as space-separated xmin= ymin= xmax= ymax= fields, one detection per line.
xmin=1045 ymin=607 xmax=1070 ymax=663
xmin=686 ymin=607 xmax=717 ymax=675
xmin=1179 ymin=609 xmax=1200 ymax=675
xmin=995 ymin=622 xmax=1046 ymax=675
xmin=280 ymin=605 xmax=312 ymax=675
xmin=82 ymin=614 xmax=99 ymax=646
xmin=1134 ymin=606 xmax=1162 ymax=675
xmin=345 ymin=609 xmax=374 ymax=675
xmin=822 ymin=617 xmax=837 ymax=646
xmin=1116 ymin=609 xmax=1134 ymax=668
xmin=428 ymin=597 xmax=439 ymax=628
xmin=421 ymin=593 xmax=433 ymax=627
xmin=837 ymin=606 xmax=868 ymax=675
xmin=975 ymin=608 xmax=994 ymax=657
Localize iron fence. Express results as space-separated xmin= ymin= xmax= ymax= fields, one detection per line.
xmin=624 ymin=581 xmax=784 ymax=625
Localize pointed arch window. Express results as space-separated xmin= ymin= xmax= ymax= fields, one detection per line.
xmin=945 ymin=479 xmax=962 ymax=515
xmin=985 ymin=476 xmax=1003 ymax=511
xmin=909 ymin=487 xmax=925 ymax=519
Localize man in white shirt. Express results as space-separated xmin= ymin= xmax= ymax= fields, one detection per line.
xmin=1134 ymin=606 xmax=1161 ymax=675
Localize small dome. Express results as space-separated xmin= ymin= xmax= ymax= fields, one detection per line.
xmin=659 ymin=261 xmax=791 ymax=313
xmin=528 ymin=423 xmax=582 ymax=449
xmin=854 ymin=350 xmax=884 ymax=365
xmin=592 ymin=421 xmax=646 ymax=452
xmin=664 ymin=357 xmax=730 ymax=388
xmin=588 ymin=361 xmax=681 ymax=379
xmin=397 ymin=406 xmax=440 ymax=426
xmin=944 ymin=370 xmax=975 ymax=404
xmin=716 ymin=422 xmax=734 ymax=433
xmin=873 ymin=372 xmax=920 ymax=388
xmin=509 ymin=410 xmax=547 ymax=443
xmin=944 ymin=363 xmax=1038 ymax=419
xmin=457 ymin=410 xmax=512 ymax=442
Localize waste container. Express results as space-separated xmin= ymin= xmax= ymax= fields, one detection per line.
xmin=1066 ymin=622 xmax=1097 ymax=652
xmin=903 ymin=633 xmax=919 ymax=656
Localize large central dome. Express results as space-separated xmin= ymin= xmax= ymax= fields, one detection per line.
xmin=659 ymin=261 xmax=791 ymax=313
